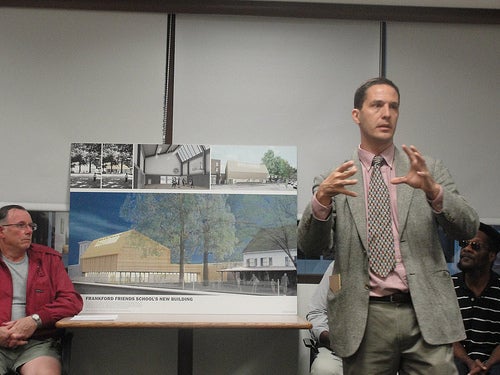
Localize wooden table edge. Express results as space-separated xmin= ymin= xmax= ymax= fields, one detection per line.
xmin=56 ymin=314 xmax=312 ymax=330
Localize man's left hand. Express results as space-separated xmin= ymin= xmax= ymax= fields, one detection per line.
xmin=3 ymin=317 xmax=37 ymax=347
xmin=391 ymin=144 xmax=441 ymax=200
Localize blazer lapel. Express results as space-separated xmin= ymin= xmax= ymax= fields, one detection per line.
xmin=346 ymin=153 xmax=368 ymax=251
xmin=394 ymin=148 xmax=414 ymax=235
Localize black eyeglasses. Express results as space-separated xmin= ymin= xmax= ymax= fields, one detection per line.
xmin=1 ymin=223 xmax=38 ymax=231
xmin=459 ymin=240 xmax=481 ymax=251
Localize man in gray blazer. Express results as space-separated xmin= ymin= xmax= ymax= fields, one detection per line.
xmin=298 ymin=77 xmax=479 ymax=374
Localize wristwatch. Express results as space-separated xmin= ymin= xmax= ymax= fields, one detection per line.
xmin=31 ymin=313 xmax=42 ymax=328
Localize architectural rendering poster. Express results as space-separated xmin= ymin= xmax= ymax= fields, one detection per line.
xmin=69 ymin=144 xmax=298 ymax=315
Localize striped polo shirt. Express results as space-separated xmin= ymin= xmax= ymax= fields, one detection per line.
xmin=452 ymin=271 xmax=500 ymax=362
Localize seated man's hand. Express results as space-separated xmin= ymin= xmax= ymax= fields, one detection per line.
xmin=0 ymin=322 xmax=27 ymax=348
xmin=318 ymin=330 xmax=331 ymax=349
xmin=2 ymin=317 xmax=37 ymax=347
xmin=0 ymin=325 xmax=13 ymax=348
xmin=467 ymin=358 xmax=488 ymax=374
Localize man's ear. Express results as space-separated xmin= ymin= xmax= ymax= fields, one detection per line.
xmin=489 ymin=251 xmax=497 ymax=265
xmin=352 ymin=108 xmax=360 ymax=125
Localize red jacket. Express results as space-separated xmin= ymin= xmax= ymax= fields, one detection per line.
xmin=0 ymin=243 xmax=83 ymax=336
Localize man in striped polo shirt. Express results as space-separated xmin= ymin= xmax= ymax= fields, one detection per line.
xmin=453 ymin=222 xmax=500 ymax=375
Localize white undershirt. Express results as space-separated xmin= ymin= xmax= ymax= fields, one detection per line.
xmin=2 ymin=254 xmax=29 ymax=320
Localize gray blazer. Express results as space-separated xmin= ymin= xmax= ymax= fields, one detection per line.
xmin=298 ymin=147 xmax=479 ymax=358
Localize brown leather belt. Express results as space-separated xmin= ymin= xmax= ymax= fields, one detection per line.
xmin=369 ymin=293 xmax=412 ymax=304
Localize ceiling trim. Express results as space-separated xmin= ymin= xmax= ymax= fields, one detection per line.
xmin=1 ymin=0 xmax=499 ymax=24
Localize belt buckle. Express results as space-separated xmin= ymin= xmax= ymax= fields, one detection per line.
xmin=389 ymin=293 xmax=409 ymax=303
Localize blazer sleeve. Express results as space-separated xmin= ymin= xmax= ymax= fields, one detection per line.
xmin=431 ymin=158 xmax=479 ymax=240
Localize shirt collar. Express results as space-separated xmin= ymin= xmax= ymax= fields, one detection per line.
xmin=358 ymin=144 xmax=395 ymax=170
xmin=458 ymin=270 xmax=500 ymax=294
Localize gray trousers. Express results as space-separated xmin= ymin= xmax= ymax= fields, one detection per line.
xmin=342 ymin=301 xmax=457 ymax=375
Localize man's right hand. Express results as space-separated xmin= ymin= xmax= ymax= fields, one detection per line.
xmin=0 ymin=320 xmax=30 ymax=348
xmin=467 ymin=358 xmax=488 ymax=374
xmin=316 ymin=160 xmax=358 ymax=206
xmin=0 ymin=325 xmax=11 ymax=347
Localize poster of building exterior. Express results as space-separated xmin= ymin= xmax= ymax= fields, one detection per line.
xmin=69 ymin=144 xmax=298 ymax=314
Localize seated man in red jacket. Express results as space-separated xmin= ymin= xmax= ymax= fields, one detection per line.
xmin=0 ymin=205 xmax=83 ymax=375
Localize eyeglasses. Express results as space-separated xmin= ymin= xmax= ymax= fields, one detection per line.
xmin=1 ymin=223 xmax=38 ymax=231
xmin=459 ymin=240 xmax=481 ymax=251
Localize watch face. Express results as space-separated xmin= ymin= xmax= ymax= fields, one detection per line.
xmin=31 ymin=314 xmax=42 ymax=326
